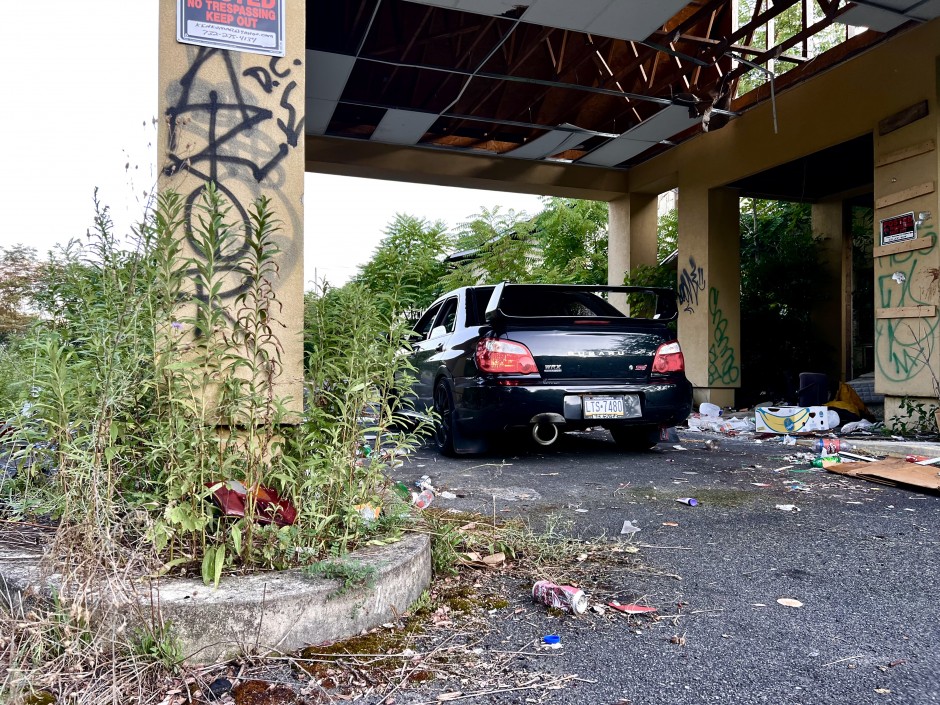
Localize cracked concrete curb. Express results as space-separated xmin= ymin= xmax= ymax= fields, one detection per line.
xmin=0 ymin=531 xmax=431 ymax=665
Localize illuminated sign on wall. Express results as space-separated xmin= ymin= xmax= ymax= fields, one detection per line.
xmin=178 ymin=0 xmax=285 ymax=57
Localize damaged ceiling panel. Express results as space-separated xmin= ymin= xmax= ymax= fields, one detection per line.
xmin=307 ymin=1 xmax=926 ymax=169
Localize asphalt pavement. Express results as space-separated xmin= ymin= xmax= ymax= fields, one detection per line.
xmin=390 ymin=429 xmax=940 ymax=705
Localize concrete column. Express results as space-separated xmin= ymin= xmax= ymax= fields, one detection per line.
xmin=677 ymin=185 xmax=740 ymax=408
xmin=157 ymin=1 xmax=305 ymax=414
xmin=872 ymin=80 xmax=940 ymax=425
xmin=811 ymin=200 xmax=852 ymax=383
xmin=608 ymin=193 xmax=658 ymax=312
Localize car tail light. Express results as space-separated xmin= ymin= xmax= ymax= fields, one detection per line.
xmin=476 ymin=339 xmax=538 ymax=375
xmin=652 ymin=340 xmax=685 ymax=374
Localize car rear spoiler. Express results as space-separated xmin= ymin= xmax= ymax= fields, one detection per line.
xmin=484 ymin=282 xmax=679 ymax=325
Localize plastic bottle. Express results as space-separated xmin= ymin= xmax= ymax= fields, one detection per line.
xmin=413 ymin=489 xmax=434 ymax=509
xmin=700 ymin=402 xmax=722 ymax=417
xmin=676 ymin=497 xmax=699 ymax=506
xmin=814 ymin=439 xmax=856 ymax=455
xmin=532 ymin=580 xmax=588 ymax=615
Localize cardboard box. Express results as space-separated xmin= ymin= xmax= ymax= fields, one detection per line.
xmin=755 ymin=406 xmax=832 ymax=434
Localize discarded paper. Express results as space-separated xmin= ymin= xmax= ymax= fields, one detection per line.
xmin=777 ymin=598 xmax=804 ymax=608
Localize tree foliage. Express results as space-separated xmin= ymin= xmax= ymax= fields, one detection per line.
xmin=531 ymin=197 xmax=608 ymax=284
xmin=353 ymin=213 xmax=449 ymax=318
xmin=0 ymin=244 xmax=43 ymax=341
xmin=442 ymin=198 xmax=608 ymax=287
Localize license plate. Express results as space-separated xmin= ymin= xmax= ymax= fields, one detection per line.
xmin=583 ymin=394 xmax=640 ymax=419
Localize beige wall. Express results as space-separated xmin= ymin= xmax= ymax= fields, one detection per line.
xmin=158 ymin=0 xmax=306 ymax=413
xmin=626 ymin=19 xmax=940 ymax=409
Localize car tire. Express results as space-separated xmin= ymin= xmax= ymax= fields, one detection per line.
xmin=609 ymin=425 xmax=659 ymax=451
xmin=433 ymin=379 xmax=457 ymax=456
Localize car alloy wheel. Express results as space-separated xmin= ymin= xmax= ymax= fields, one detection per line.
xmin=433 ymin=380 xmax=456 ymax=456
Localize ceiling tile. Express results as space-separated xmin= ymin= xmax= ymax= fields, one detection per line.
xmin=838 ymin=5 xmax=908 ymax=32
xmin=307 ymin=50 xmax=356 ymax=102
xmin=519 ymin=0 xmax=611 ymax=31
xmin=308 ymin=98 xmax=339 ymax=134
xmin=576 ymin=137 xmax=657 ymax=166
xmin=504 ymin=130 xmax=590 ymax=159
xmin=587 ymin=0 xmax=690 ymax=41
xmin=622 ymin=104 xmax=701 ymax=142
xmin=371 ymin=109 xmax=440 ymax=144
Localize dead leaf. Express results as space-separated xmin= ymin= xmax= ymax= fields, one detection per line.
xmin=777 ymin=598 xmax=804 ymax=608
xmin=669 ymin=635 xmax=686 ymax=645
xmin=461 ymin=551 xmax=482 ymax=562
xmin=481 ymin=552 xmax=505 ymax=566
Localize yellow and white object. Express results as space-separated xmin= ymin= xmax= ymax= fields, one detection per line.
xmin=755 ymin=406 xmax=834 ymax=434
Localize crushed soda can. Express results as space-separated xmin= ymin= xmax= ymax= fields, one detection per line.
xmin=532 ymin=580 xmax=588 ymax=615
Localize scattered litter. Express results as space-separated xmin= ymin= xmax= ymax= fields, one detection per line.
xmin=439 ymin=491 xmax=457 ymax=500
xmin=875 ymin=688 xmax=891 ymax=695
xmin=620 ymin=520 xmax=642 ymax=534
xmin=682 ymin=471 xmax=699 ymax=475
xmin=781 ymin=434 xmax=796 ymax=446
xmin=670 ymin=635 xmax=686 ymax=645
xmin=208 ymin=479 xmax=297 ymax=526
xmin=574 ymin=508 xmax=589 ymax=513
xmin=828 ymin=458 xmax=940 ymax=492
xmin=672 ymin=445 xmax=688 ymax=451
xmin=841 ymin=419 xmax=875 ymax=434
xmin=354 ymin=504 xmax=382 ymax=523
xmin=703 ymin=439 xmax=719 ymax=451
xmin=532 ymin=580 xmax=588 ymax=614
xmin=751 ymin=482 xmax=770 ymax=488
xmin=811 ymin=455 xmax=841 ymax=468
xmin=755 ymin=406 xmax=836 ymax=433
xmin=777 ymin=598 xmax=804 ymax=608
xmin=752 ymin=603 xmax=767 ymax=608
xmin=393 ymin=481 xmax=411 ymax=500
xmin=413 ymin=489 xmax=434 ymax=509
xmin=542 ymin=634 xmax=561 ymax=645
xmin=591 ymin=604 xmax=606 ymax=615
xmin=437 ymin=692 xmax=463 ymax=701
xmin=416 ymin=475 xmax=436 ymax=492
xmin=676 ymin=497 xmax=698 ymax=507
xmin=775 ymin=504 xmax=800 ymax=512
xmin=608 ymin=602 xmax=657 ymax=614
xmin=700 ymin=402 xmax=722 ymax=417
xmin=662 ymin=522 xmax=679 ymax=527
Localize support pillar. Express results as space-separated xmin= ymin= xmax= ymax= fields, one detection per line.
xmin=811 ymin=200 xmax=852 ymax=383
xmin=872 ymin=82 xmax=940 ymax=425
xmin=608 ymin=193 xmax=658 ymax=311
xmin=677 ymin=186 xmax=740 ymax=408
xmin=157 ymin=2 xmax=305 ymax=413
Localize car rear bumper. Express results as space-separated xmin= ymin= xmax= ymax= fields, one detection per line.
xmin=452 ymin=377 xmax=693 ymax=434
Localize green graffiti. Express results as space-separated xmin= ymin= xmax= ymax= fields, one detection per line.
xmin=708 ymin=286 xmax=740 ymax=385
xmin=874 ymin=225 xmax=939 ymax=383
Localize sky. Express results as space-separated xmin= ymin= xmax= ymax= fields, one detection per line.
xmin=0 ymin=1 xmax=544 ymax=288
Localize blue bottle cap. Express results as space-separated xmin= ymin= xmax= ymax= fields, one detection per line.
xmin=543 ymin=634 xmax=560 ymax=645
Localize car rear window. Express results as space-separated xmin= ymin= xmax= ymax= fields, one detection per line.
xmin=500 ymin=288 xmax=626 ymax=318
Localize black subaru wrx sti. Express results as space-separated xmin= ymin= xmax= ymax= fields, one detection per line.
xmin=403 ymin=283 xmax=693 ymax=456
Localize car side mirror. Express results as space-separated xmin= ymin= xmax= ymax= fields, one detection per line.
xmin=429 ymin=325 xmax=448 ymax=339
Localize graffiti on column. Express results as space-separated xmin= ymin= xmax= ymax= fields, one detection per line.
xmin=164 ymin=47 xmax=304 ymax=305
xmin=677 ymin=256 xmax=706 ymax=314
xmin=708 ymin=286 xmax=740 ymax=385
xmin=874 ymin=223 xmax=938 ymax=383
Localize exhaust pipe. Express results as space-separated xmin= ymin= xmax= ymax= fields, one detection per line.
xmin=532 ymin=421 xmax=560 ymax=446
